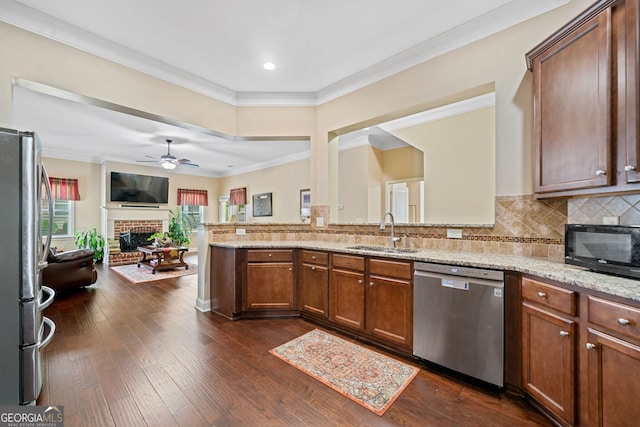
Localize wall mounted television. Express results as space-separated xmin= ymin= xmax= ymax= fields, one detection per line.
xmin=110 ymin=172 xmax=169 ymax=204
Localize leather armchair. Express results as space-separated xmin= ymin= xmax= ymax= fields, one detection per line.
xmin=43 ymin=248 xmax=98 ymax=292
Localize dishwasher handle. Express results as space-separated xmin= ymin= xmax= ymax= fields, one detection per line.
xmin=414 ymin=269 xmax=504 ymax=288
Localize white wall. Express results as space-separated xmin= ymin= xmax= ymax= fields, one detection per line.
xmin=218 ymin=157 xmax=311 ymax=223
xmin=392 ymin=107 xmax=495 ymax=224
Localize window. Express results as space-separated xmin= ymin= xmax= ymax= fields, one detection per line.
xmin=42 ymin=200 xmax=74 ymax=238
xmin=180 ymin=204 xmax=203 ymax=228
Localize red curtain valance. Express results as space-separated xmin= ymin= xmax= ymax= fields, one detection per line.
xmin=49 ymin=177 xmax=80 ymax=201
xmin=229 ymin=187 xmax=246 ymax=206
xmin=177 ymin=188 xmax=208 ymax=206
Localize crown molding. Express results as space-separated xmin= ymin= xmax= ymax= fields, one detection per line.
xmin=235 ymin=92 xmax=317 ymax=107
xmin=1 ymin=0 xmax=568 ymax=107
xmin=379 ymin=92 xmax=495 ymax=133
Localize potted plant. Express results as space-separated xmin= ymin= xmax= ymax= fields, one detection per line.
xmin=147 ymin=209 xmax=194 ymax=247
xmin=168 ymin=209 xmax=193 ymax=246
xmin=147 ymin=231 xmax=173 ymax=247
xmin=74 ymin=227 xmax=106 ymax=263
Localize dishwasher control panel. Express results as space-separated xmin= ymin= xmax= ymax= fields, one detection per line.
xmin=414 ymin=261 xmax=504 ymax=281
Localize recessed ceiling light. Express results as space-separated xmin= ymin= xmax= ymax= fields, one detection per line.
xmin=263 ymin=62 xmax=276 ymax=71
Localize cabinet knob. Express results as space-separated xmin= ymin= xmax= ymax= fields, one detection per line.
xmin=358 ymin=279 xmax=363 ymax=284
xmin=537 ymin=291 xmax=547 ymax=299
xmin=369 ymin=281 xmax=374 ymax=287
xmin=625 ymin=165 xmax=637 ymax=172
xmin=311 ymin=256 xmax=316 ymax=260
xmin=618 ymin=318 xmax=631 ymax=326
xmin=311 ymin=266 xmax=316 ymax=271
xmin=586 ymin=343 xmax=596 ymax=350
xmin=595 ymin=169 xmax=607 ymax=176
xmin=560 ymin=331 xmax=569 ymax=337
xmin=268 ymin=253 xmax=272 ymax=257
xmin=288 ymin=267 xmax=292 ymax=271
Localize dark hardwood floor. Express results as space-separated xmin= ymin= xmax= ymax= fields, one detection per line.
xmin=38 ymin=257 xmax=552 ymax=426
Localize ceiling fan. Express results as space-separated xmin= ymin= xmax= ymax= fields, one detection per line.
xmin=137 ymin=139 xmax=199 ymax=170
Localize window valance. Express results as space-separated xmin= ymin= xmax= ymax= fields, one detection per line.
xmin=229 ymin=187 xmax=247 ymax=206
xmin=177 ymin=188 xmax=208 ymax=206
xmin=48 ymin=177 xmax=80 ymax=201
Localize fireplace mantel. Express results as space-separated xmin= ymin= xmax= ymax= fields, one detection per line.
xmin=102 ymin=205 xmax=171 ymax=218
xmin=102 ymin=205 xmax=170 ymax=239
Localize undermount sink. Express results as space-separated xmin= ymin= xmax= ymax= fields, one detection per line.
xmin=346 ymin=245 xmax=419 ymax=254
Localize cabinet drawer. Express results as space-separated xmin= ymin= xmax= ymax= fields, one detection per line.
xmin=588 ymin=296 xmax=640 ymax=341
xmin=301 ymin=250 xmax=329 ymax=266
xmin=369 ymin=258 xmax=412 ymax=280
xmin=332 ymin=254 xmax=365 ymax=272
xmin=247 ymin=249 xmax=293 ymax=262
xmin=522 ymin=277 xmax=576 ymax=316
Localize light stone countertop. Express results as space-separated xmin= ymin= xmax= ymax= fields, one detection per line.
xmin=209 ymin=240 xmax=640 ymax=303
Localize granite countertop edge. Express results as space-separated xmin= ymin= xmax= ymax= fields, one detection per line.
xmin=209 ymin=240 xmax=640 ymax=303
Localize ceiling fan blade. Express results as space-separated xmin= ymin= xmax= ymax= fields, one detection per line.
xmin=136 ymin=160 xmax=161 ymax=163
xmin=180 ymin=161 xmax=199 ymax=168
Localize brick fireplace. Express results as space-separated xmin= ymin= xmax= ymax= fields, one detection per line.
xmin=102 ymin=206 xmax=170 ymax=266
xmin=109 ymin=220 xmax=162 ymax=265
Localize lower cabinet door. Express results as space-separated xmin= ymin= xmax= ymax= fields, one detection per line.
xmin=330 ymin=269 xmax=365 ymax=331
xmin=522 ymin=302 xmax=576 ymax=425
xmin=246 ymin=263 xmax=294 ymax=310
xmin=366 ymin=275 xmax=412 ymax=348
xmin=300 ymin=263 xmax=329 ymax=317
xmin=586 ymin=329 xmax=640 ymax=427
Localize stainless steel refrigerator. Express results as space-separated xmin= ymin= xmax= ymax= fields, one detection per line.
xmin=0 ymin=127 xmax=56 ymax=405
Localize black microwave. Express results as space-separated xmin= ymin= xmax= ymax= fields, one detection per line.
xmin=565 ymin=224 xmax=640 ymax=279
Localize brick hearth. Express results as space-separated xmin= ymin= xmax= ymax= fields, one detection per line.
xmin=108 ymin=219 xmax=162 ymax=265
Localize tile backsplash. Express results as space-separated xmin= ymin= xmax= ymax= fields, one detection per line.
xmin=568 ymin=194 xmax=640 ymax=225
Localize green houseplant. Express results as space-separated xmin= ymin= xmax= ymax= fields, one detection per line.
xmin=148 ymin=209 xmax=194 ymax=247
xmin=169 ymin=209 xmax=193 ymax=246
xmin=74 ymin=227 xmax=106 ymax=263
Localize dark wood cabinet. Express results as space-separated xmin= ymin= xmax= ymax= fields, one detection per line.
xmin=527 ymin=2 xmax=613 ymax=196
xmin=521 ymin=277 xmax=578 ymax=426
xmin=522 ymin=301 xmax=577 ymax=425
xmin=586 ymin=328 xmax=640 ymax=426
xmin=519 ymin=275 xmax=640 ymax=426
xmin=299 ymin=250 xmax=329 ymax=318
xmin=526 ymin=0 xmax=640 ymax=198
xmin=586 ymin=295 xmax=640 ymax=426
xmin=624 ymin=0 xmax=640 ymax=183
xmin=330 ymin=254 xmax=365 ymax=331
xmin=245 ymin=249 xmax=294 ymax=311
xmin=366 ymin=258 xmax=413 ymax=349
xmin=209 ymin=246 xmax=243 ymax=319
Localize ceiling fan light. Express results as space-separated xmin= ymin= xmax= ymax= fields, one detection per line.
xmin=161 ymin=161 xmax=176 ymax=170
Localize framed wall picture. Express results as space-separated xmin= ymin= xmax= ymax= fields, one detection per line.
xmin=300 ymin=188 xmax=310 ymax=217
xmin=252 ymin=192 xmax=272 ymax=217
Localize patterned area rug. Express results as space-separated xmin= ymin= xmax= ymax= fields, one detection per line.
xmin=110 ymin=263 xmax=197 ymax=283
xmin=270 ymin=329 xmax=419 ymax=416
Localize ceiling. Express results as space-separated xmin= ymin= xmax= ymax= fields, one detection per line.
xmin=12 ymin=84 xmax=311 ymax=177
xmin=3 ymin=0 xmax=567 ymax=176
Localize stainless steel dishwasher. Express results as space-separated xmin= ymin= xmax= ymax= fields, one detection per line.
xmin=413 ymin=262 xmax=504 ymax=387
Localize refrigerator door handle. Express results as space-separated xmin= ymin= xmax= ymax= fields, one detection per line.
xmin=40 ymin=166 xmax=53 ymax=267
xmin=39 ymin=317 xmax=55 ymax=349
xmin=39 ymin=286 xmax=55 ymax=311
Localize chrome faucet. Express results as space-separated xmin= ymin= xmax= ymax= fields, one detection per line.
xmin=380 ymin=212 xmax=401 ymax=248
